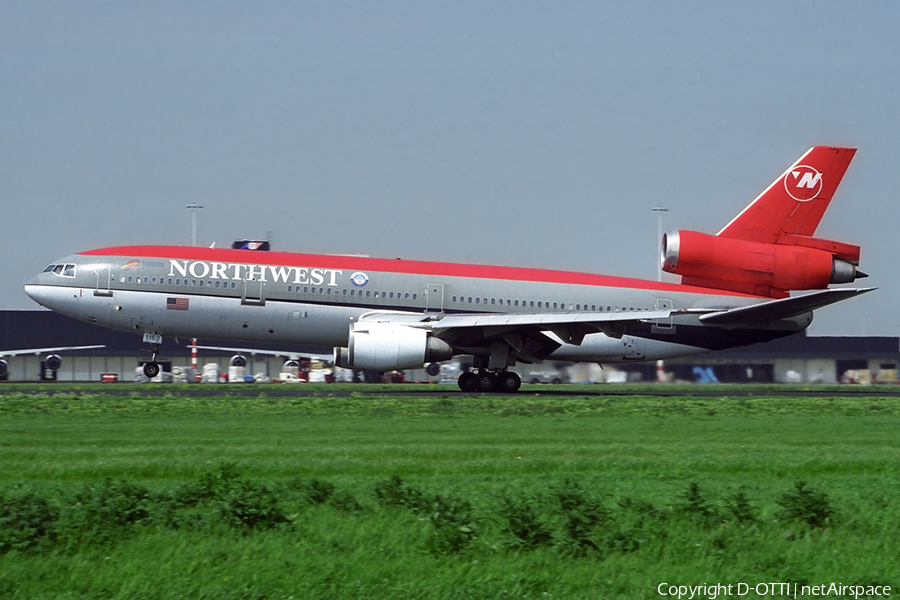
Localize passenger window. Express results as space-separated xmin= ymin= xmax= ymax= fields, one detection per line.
xmin=537 ymin=301 xmax=542 ymax=308
xmin=530 ymin=301 xmax=534 ymax=307
xmin=120 ymin=275 xmax=126 ymax=283
xmin=389 ymin=292 xmax=394 ymax=298
xmin=152 ymin=277 xmax=157 ymax=284
xmin=366 ymin=291 xmax=371 ymax=297
xmin=327 ymin=288 xmax=332 ymax=295
xmin=552 ymin=302 xmax=557 ymax=309
xmin=467 ymin=297 xmax=472 ymax=303
xmin=475 ymin=297 xmax=480 ymax=304
xmin=192 ymin=279 xmax=197 ymax=286
xmin=591 ymin=305 xmax=596 ymax=311
xmin=168 ymin=278 xmax=173 ymax=285
xmin=413 ymin=294 xmax=417 ymax=300
xmin=143 ymin=277 xmax=149 ymax=284
xmin=127 ymin=276 xmax=133 ymax=283
xmin=343 ymin=289 xmax=347 ymax=295
xmin=514 ymin=300 xmax=519 ymax=306
xmin=452 ymin=296 xmax=457 ymax=302
xmin=405 ymin=293 xmax=409 ymax=299
xmin=491 ymin=298 xmax=496 ymax=305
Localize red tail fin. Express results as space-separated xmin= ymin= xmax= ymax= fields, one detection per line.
xmin=717 ymin=146 xmax=856 ymax=243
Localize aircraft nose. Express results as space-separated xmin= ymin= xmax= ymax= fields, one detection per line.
xmin=24 ymin=283 xmax=48 ymax=307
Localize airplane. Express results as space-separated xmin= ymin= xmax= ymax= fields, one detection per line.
xmin=0 ymin=345 xmax=106 ymax=380
xmin=24 ymin=146 xmax=872 ymax=392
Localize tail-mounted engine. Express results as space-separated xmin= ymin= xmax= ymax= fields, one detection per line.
xmin=661 ymin=230 xmax=865 ymax=298
xmin=334 ymin=322 xmax=453 ymax=371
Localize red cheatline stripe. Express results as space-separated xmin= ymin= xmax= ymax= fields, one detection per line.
xmin=80 ymin=245 xmax=759 ymax=297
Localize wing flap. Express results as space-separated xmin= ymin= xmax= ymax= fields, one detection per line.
xmin=422 ymin=309 xmax=673 ymax=331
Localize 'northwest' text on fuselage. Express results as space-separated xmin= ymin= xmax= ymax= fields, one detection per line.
xmin=167 ymin=260 xmax=342 ymax=286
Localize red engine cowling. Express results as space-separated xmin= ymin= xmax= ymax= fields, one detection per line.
xmin=661 ymin=230 xmax=862 ymax=298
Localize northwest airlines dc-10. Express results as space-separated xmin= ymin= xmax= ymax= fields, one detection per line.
xmin=26 ymin=147 xmax=872 ymax=392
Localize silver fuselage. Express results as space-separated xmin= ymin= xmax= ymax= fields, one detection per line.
xmin=25 ymin=246 xmax=810 ymax=364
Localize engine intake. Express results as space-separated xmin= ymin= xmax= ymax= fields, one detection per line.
xmin=661 ymin=230 xmax=864 ymax=297
xmin=334 ymin=322 xmax=453 ymax=371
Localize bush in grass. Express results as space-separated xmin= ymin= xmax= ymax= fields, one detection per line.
xmin=776 ymin=481 xmax=835 ymax=528
xmin=496 ymin=493 xmax=553 ymax=550
xmin=216 ymin=478 xmax=290 ymax=531
xmin=425 ymin=495 xmax=477 ymax=555
xmin=303 ymin=479 xmax=336 ymax=505
xmin=0 ymin=486 xmax=59 ymax=553
xmin=59 ymin=479 xmax=154 ymax=546
xmin=328 ymin=489 xmax=364 ymax=514
xmin=676 ymin=482 xmax=719 ymax=526
xmin=162 ymin=465 xmax=290 ymax=532
xmin=373 ymin=475 xmax=429 ymax=513
xmin=724 ymin=489 xmax=758 ymax=524
xmin=551 ymin=478 xmax=608 ymax=555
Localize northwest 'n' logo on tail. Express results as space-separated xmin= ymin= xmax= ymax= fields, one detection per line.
xmin=661 ymin=146 xmax=864 ymax=298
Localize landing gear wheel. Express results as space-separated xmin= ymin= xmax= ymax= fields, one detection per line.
xmin=498 ymin=371 xmax=521 ymax=393
xmin=143 ymin=361 xmax=160 ymax=379
xmin=458 ymin=372 xmax=478 ymax=392
xmin=426 ymin=363 xmax=441 ymax=377
xmin=476 ymin=372 xmax=497 ymax=393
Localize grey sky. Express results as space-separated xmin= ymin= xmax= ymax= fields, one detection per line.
xmin=2 ymin=2 xmax=898 ymax=336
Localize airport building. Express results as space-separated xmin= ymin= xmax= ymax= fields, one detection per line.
xmin=1 ymin=309 xmax=898 ymax=384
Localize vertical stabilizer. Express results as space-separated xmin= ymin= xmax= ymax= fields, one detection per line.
xmin=717 ymin=146 xmax=856 ymax=243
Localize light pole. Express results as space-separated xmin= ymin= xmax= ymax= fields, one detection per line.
xmin=652 ymin=206 xmax=668 ymax=282
xmin=651 ymin=206 xmax=669 ymax=383
xmin=186 ymin=203 xmax=204 ymax=246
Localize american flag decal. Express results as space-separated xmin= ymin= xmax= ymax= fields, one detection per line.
xmin=166 ymin=297 xmax=189 ymax=311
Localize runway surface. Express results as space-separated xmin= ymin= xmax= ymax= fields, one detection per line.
xmin=3 ymin=383 xmax=900 ymax=398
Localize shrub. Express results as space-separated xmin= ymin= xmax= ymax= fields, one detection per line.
xmin=0 ymin=486 xmax=59 ymax=553
xmin=59 ymin=479 xmax=154 ymax=546
xmin=676 ymin=482 xmax=719 ymax=526
xmin=425 ymin=495 xmax=477 ymax=555
xmin=497 ymin=493 xmax=552 ymax=550
xmin=724 ymin=489 xmax=757 ymax=524
xmin=373 ymin=475 xmax=429 ymax=513
xmin=776 ymin=481 xmax=834 ymax=528
xmin=551 ymin=479 xmax=607 ymax=554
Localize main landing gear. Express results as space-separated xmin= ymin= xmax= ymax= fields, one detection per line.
xmin=457 ymin=370 xmax=521 ymax=393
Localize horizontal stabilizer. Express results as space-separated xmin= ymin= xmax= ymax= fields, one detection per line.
xmin=698 ymin=288 xmax=874 ymax=327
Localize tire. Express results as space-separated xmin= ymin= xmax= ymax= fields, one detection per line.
xmin=143 ymin=362 xmax=160 ymax=378
xmin=44 ymin=355 xmax=62 ymax=371
xmin=426 ymin=363 xmax=441 ymax=377
xmin=476 ymin=373 xmax=496 ymax=393
xmin=458 ymin=372 xmax=478 ymax=392
xmin=498 ymin=372 xmax=521 ymax=393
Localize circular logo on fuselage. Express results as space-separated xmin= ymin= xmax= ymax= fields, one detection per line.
xmin=350 ymin=272 xmax=369 ymax=287
xmin=784 ymin=165 xmax=823 ymax=202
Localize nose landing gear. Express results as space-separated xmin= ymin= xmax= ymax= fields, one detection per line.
xmin=457 ymin=370 xmax=521 ymax=393
xmin=143 ymin=343 xmax=161 ymax=379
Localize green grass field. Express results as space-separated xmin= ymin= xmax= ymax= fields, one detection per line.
xmin=1 ymin=386 xmax=899 ymax=599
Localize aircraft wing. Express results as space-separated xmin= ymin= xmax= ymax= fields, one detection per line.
xmin=698 ymin=288 xmax=875 ymax=328
xmin=0 ymin=345 xmax=105 ymax=358
xmin=417 ymin=309 xmax=673 ymax=330
xmin=189 ymin=345 xmax=330 ymax=362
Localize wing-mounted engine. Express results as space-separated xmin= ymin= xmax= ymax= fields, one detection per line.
xmin=661 ymin=230 xmax=865 ymax=298
xmin=334 ymin=322 xmax=453 ymax=371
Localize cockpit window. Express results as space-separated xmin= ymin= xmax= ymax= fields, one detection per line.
xmin=48 ymin=263 xmax=76 ymax=278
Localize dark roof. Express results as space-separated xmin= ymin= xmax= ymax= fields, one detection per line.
xmin=0 ymin=310 xmax=328 ymax=357
xmin=681 ymin=331 xmax=900 ymax=361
